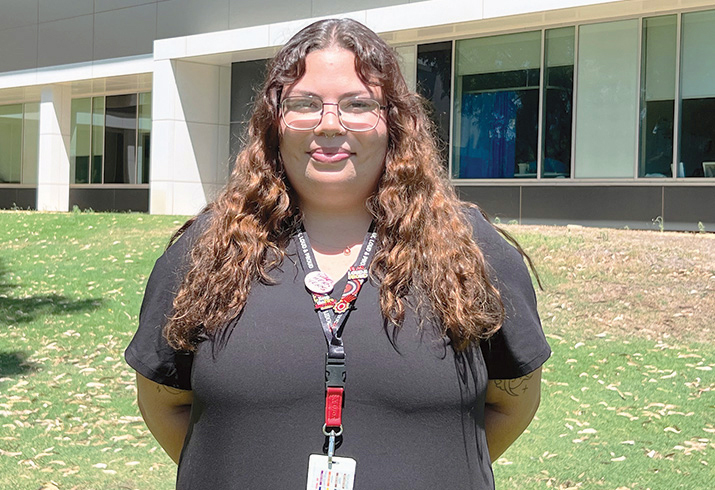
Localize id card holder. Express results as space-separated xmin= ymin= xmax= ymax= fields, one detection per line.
xmin=306 ymin=454 xmax=356 ymax=490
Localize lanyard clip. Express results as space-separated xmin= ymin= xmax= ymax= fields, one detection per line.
xmin=325 ymin=355 xmax=346 ymax=388
xmin=325 ymin=355 xmax=346 ymax=429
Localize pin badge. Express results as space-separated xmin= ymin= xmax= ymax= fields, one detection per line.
xmin=304 ymin=271 xmax=335 ymax=294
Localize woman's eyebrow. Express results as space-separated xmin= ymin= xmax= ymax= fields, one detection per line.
xmin=287 ymin=89 xmax=374 ymax=99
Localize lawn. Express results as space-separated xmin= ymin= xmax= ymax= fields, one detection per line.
xmin=0 ymin=211 xmax=713 ymax=490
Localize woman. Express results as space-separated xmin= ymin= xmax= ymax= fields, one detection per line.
xmin=125 ymin=18 xmax=550 ymax=489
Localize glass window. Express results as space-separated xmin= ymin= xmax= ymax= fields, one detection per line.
xmin=680 ymin=9 xmax=715 ymax=178
xmin=103 ymin=94 xmax=138 ymax=184
xmin=138 ymin=92 xmax=152 ymax=184
xmin=230 ymin=59 xmax=268 ymax=162
xmin=396 ymin=45 xmax=417 ymax=92
xmin=453 ymin=32 xmax=541 ymax=179
xmin=574 ymin=20 xmax=639 ymax=178
xmin=22 ymin=103 xmax=39 ymax=185
xmin=639 ymin=16 xmax=677 ymax=178
xmin=91 ymin=96 xmax=105 ymax=184
xmin=542 ymin=27 xmax=574 ymax=178
xmin=0 ymin=104 xmax=23 ymax=184
xmin=71 ymin=93 xmax=150 ymax=185
xmin=417 ymin=41 xmax=452 ymax=166
xmin=71 ymin=98 xmax=92 ymax=184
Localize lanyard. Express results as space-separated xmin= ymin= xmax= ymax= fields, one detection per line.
xmin=295 ymin=225 xmax=377 ymax=460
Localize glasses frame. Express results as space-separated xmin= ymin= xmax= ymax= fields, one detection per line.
xmin=280 ymin=95 xmax=387 ymax=133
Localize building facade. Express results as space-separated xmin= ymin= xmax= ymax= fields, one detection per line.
xmin=0 ymin=0 xmax=713 ymax=231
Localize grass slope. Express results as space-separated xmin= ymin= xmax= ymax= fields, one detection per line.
xmin=0 ymin=212 xmax=712 ymax=490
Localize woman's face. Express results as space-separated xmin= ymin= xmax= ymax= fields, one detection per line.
xmin=279 ymin=47 xmax=389 ymax=211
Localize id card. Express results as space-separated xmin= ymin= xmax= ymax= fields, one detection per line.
xmin=306 ymin=454 xmax=356 ymax=490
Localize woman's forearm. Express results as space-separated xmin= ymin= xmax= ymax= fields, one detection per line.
xmin=484 ymin=368 xmax=543 ymax=463
xmin=136 ymin=373 xmax=194 ymax=464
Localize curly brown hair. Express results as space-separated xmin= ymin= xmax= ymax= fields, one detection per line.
xmin=164 ymin=18 xmax=507 ymax=352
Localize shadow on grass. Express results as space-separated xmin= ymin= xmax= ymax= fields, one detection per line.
xmin=0 ymin=258 xmax=104 ymax=327
xmin=0 ymin=351 xmax=36 ymax=376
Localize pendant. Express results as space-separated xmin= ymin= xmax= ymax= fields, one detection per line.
xmin=304 ymin=271 xmax=335 ymax=294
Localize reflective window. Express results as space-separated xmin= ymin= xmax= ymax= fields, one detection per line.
xmin=0 ymin=104 xmax=23 ymax=183
xmin=0 ymin=103 xmax=37 ymax=185
xmin=396 ymin=45 xmax=417 ymax=92
xmin=453 ymin=32 xmax=541 ymax=179
xmin=91 ymin=96 xmax=105 ymax=184
xmin=138 ymin=92 xmax=152 ymax=184
xmin=680 ymin=10 xmax=715 ymax=178
xmin=71 ymin=98 xmax=92 ymax=184
xmin=575 ymin=20 xmax=639 ymax=178
xmin=639 ymin=16 xmax=677 ymax=178
xmin=417 ymin=41 xmax=452 ymax=166
xmin=71 ymin=93 xmax=150 ymax=184
xmin=104 ymin=94 xmax=138 ymax=184
xmin=542 ymin=27 xmax=574 ymax=178
xmin=22 ymin=103 xmax=39 ymax=185
xmin=230 ymin=59 xmax=268 ymax=163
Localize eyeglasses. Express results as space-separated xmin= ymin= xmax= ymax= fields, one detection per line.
xmin=280 ymin=95 xmax=387 ymax=132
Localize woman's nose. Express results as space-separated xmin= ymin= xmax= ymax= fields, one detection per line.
xmin=315 ymin=104 xmax=345 ymax=137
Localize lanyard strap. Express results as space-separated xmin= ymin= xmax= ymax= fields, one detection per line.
xmin=295 ymin=225 xmax=377 ymax=359
xmin=295 ymin=225 xmax=377 ymax=434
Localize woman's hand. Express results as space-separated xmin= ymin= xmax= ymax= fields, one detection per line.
xmin=484 ymin=366 xmax=543 ymax=462
xmin=136 ymin=373 xmax=193 ymax=463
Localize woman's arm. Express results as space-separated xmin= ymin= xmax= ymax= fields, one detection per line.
xmin=484 ymin=366 xmax=543 ymax=463
xmin=136 ymin=373 xmax=193 ymax=464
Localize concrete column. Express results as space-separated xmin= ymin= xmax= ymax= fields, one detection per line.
xmin=36 ymin=85 xmax=71 ymax=212
xmin=149 ymin=59 xmax=230 ymax=215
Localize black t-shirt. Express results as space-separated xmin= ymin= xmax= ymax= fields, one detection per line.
xmin=125 ymin=210 xmax=550 ymax=489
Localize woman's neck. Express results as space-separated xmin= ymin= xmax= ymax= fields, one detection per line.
xmin=300 ymin=204 xmax=373 ymax=249
xmin=300 ymin=204 xmax=373 ymax=281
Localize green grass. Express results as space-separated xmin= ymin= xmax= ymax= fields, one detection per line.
xmin=0 ymin=212 xmax=713 ymax=490
xmin=1 ymin=211 xmax=186 ymax=490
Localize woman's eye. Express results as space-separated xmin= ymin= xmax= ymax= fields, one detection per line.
xmin=342 ymin=99 xmax=374 ymax=113
xmin=290 ymin=99 xmax=321 ymax=112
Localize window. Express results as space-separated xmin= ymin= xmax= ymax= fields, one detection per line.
xmin=542 ymin=27 xmax=574 ymax=178
xmin=71 ymin=93 xmax=151 ymax=184
xmin=680 ymin=10 xmax=715 ymax=178
xmin=0 ymin=104 xmax=23 ymax=184
xmin=574 ymin=20 xmax=639 ymax=178
xmin=453 ymin=32 xmax=541 ymax=179
xmin=417 ymin=41 xmax=452 ymax=166
xmin=0 ymin=103 xmax=39 ymax=184
xmin=639 ymin=16 xmax=677 ymax=178
xmin=230 ymin=59 xmax=268 ymax=162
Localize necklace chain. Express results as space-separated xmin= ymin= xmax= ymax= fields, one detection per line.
xmin=308 ymin=236 xmax=354 ymax=256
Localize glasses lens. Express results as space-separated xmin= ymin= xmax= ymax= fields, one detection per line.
xmin=339 ymin=98 xmax=380 ymax=131
xmin=282 ymin=97 xmax=322 ymax=130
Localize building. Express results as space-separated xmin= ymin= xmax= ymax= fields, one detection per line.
xmin=0 ymin=0 xmax=713 ymax=231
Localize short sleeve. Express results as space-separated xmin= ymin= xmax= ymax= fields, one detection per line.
xmin=124 ymin=215 xmax=207 ymax=390
xmin=468 ymin=209 xmax=551 ymax=379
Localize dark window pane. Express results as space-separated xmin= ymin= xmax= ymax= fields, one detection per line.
xmin=639 ymin=15 xmax=676 ymax=177
xmin=417 ymin=41 xmax=452 ymax=164
xmin=0 ymin=104 xmax=23 ymax=183
xmin=680 ymin=98 xmax=715 ymax=177
xmin=542 ymin=27 xmax=574 ymax=178
xmin=138 ymin=92 xmax=151 ymax=184
xmin=230 ymin=59 xmax=268 ymax=163
xmin=641 ymin=100 xmax=674 ymax=176
xmin=91 ymin=96 xmax=104 ymax=184
xmin=680 ymin=10 xmax=715 ymax=178
xmin=71 ymin=98 xmax=91 ymax=184
xmin=103 ymin=94 xmax=138 ymax=184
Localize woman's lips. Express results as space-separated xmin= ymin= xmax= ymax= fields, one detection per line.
xmin=309 ymin=148 xmax=352 ymax=163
